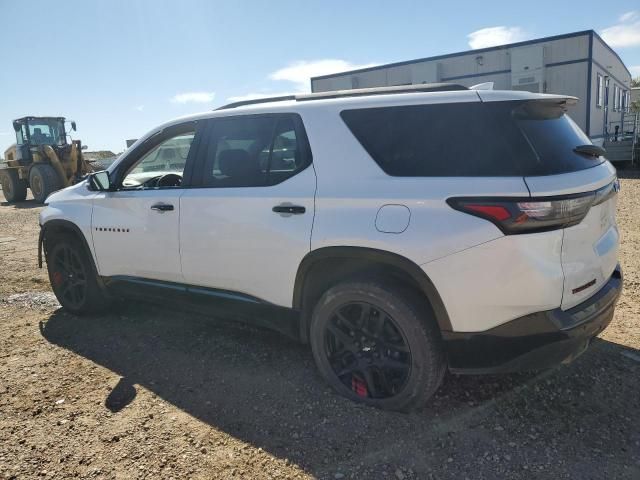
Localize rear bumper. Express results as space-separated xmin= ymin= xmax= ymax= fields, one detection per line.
xmin=444 ymin=265 xmax=623 ymax=374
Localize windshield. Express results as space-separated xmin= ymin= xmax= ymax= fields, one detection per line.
xmin=26 ymin=119 xmax=65 ymax=146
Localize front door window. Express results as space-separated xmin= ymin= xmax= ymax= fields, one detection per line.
xmin=122 ymin=132 xmax=195 ymax=188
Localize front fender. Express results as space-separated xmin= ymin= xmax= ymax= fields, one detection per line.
xmin=38 ymin=181 xmax=97 ymax=271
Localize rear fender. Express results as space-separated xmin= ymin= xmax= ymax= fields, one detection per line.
xmin=293 ymin=247 xmax=453 ymax=342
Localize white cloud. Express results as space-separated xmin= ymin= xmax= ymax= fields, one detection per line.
xmin=619 ymin=11 xmax=639 ymax=23
xmin=601 ymin=12 xmax=640 ymax=47
xmin=226 ymin=91 xmax=297 ymax=103
xmin=467 ymin=26 xmax=528 ymax=49
xmin=134 ymin=105 xmax=144 ymax=111
xmin=630 ymin=65 xmax=640 ymax=78
xmin=0 ymin=131 xmax=11 ymax=136
xmin=269 ymin=59 xmax=378 ymax=92
xmin=170 ymin=92 xmax=216 ymax=104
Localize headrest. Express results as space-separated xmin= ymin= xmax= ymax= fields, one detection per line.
xmin=159 ymin=148 xmax=177 ymax=160
xmin=218 ymin=149 xmax=260 ymax=178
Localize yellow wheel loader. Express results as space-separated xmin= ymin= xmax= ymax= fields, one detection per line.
xmin=1 ymin=116 xmax=97 ymax=203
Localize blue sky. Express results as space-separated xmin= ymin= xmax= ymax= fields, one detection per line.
xmin=1 ymin=0 xmax=639 ymax=153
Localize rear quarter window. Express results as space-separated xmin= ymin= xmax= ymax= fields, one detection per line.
xmin=514 ymin=102 xmax=603 ymax=175
xmin=340 ymin=101 xmax=603 ymax=177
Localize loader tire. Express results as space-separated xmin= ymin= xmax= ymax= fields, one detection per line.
xmin=29 ymin=164 xmax=63 ymax=203
xmin=0 ymin=169 xmax=28 ymax=203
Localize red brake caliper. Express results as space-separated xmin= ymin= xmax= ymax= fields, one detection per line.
xmin=52 ymin=271 xmax=64 ymax=287
xmin=351 ymin=375 xmax=368 ymax=397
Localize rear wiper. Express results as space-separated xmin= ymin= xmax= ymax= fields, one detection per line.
xmin=574 ymin=144 xmax=606 ymax=158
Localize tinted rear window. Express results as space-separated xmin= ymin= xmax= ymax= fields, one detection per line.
xmin=514 ymin=102 xmax=600 ymax=175
xmin=341 ymin=101 xmax=603 ymax=177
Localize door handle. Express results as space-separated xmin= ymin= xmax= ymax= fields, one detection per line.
xmin=151 ymin=203 xmax=174 ymax=212
xmin=272 ymin=205 xmax=306 ymax=215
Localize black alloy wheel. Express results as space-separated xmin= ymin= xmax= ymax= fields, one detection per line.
xmin=310 ymin=280 xmax=446 ymax=411
xmin=324 ymin=301 xmax=411 ymax=399
xmin=50 ymin=244 xmax=89 ymax=310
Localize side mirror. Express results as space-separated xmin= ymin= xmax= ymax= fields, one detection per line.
xmin=88 ymin=171 xmax=112 ymax=191
xmin=81 ymin=145 xmax=88 ymax=150
xmin=71 ymin=121 xmax=77 ymax=131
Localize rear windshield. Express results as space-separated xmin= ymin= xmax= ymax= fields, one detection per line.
xmin=340 ymin=101 xmax=603 ymax=177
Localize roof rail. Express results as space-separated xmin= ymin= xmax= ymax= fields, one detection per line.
xmin=297 ymin=83 xmax=468 ymax=102
xmin=215 ymin=83 xmax=468 ymax=110
xmin=215 ymin=95 xmax=297 ymax=111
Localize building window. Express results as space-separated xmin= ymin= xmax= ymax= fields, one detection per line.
xmin=617 ymin=86 xmax=621 ymax=111
xmin=596 ymin=74 xmax=603 ymax=107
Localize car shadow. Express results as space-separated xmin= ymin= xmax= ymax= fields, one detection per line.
xmin=0 ymin=199 xmax=42 ymax=209
xmin=40 ymin=304 xmax=640 ymax=477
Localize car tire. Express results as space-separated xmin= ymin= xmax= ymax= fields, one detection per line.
xmin=29 ymin=164 xmax=62 ymax=203
xmin=309 ymin=279 xmax=446 ymax=412
xmin=45 ymin=233 xmax=111 ymax=314
xmin=0 ymin=169 xmax=28 ymax=203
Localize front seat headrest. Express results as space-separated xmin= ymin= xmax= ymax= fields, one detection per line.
xmin=218 ymin=149 xmax=261 ymax=179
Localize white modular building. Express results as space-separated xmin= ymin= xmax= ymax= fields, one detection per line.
xmin=311 ymin=30 xmax=633 ymax=142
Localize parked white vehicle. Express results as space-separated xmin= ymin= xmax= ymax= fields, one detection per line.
xmin=39 ymin=84 xmax=622 ymax=411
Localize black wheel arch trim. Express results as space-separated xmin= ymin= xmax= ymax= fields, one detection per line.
xmin=293 ymin=246 xmax=453 ymax=340
xmin=38 ymin=220 xmax=102 ymax=282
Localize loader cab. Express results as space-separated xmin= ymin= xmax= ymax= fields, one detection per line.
xmin=12 ymin=117 xmax=71 ymax=164
xmin=13 ymin=117 xmax=69 ymax=147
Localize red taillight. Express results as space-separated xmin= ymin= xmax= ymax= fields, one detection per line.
xmin=448 ymin=179 xmax=617 ymax=234
xmin=463 ymin=204 xmax=511 ymax=221
xmin=447 ymin=193 xmax=598 ymax=234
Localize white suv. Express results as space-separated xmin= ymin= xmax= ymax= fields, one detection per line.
xmin=38 ymin=84 xmax=623 ymax=411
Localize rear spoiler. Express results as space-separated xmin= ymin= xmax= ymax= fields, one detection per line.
xmin=470 ymin=82 xmax=494 ymax=91
xmin=477 ymin=90 xmax=578 ymax=107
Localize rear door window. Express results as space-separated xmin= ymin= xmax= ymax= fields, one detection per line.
xmin=199 ymin=114 xmax=311 ymax=187
xmin=258 ymin=117 xmax=302 ymax=184
xmin=203 ymin=116 xmax=273 ymax=188
xmin=341 ymin=101 xmax=602 ymax=177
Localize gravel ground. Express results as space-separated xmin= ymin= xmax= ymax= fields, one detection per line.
xmin=0 ymin=171 xmax=639 ymax=479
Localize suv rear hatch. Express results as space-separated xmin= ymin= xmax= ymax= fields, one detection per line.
xmin=482 ymin=95 xmax=619 ymax=310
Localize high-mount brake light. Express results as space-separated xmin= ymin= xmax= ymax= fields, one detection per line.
xmin=447 ymin=179 xmax=618 ymax=234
